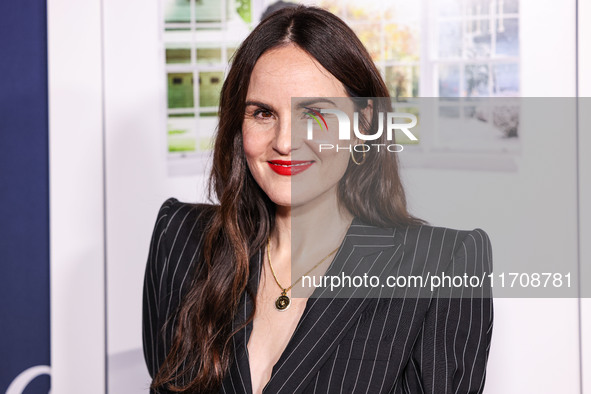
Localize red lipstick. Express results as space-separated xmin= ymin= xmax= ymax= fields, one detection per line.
xmin=268 ymin=160 xmax=314 ymax=176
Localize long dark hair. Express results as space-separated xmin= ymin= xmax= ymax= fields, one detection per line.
xmin=152 ymin=5 xmax=423 ymax=393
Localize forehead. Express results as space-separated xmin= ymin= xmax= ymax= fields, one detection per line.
xmin=246 ymin=44 xmax=347 ymax=101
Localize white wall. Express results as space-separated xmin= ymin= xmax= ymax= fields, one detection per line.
xmin=101 ymin=0 xmax=211 ymax=391
xmin=102 ymin=0 xmax=209 ymax=357
xmin=48 ymin=0 xmax=106 ymax=392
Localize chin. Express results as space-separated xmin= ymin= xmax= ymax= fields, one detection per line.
xmin=285 ymin=192 xmax=324 ymax=209
xmin=269 ymin=193 xmax=323 ymax=209
xmin=267 ymin=192 xmax=292 ymax=207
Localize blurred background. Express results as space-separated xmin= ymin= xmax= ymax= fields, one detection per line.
xmin=1 ymin=0 xmax=590 ymax=392
xmin=161 ymin=0 xmax=521 ymax=174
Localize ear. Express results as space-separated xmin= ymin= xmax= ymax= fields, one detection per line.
xmin=356 ymin=99 xmax=374 ymax=143
xmin=363 ymin=99 xmax=374 ymax=119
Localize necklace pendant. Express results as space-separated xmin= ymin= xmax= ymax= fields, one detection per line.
xmin=275 ymin=290 xmax=290 ymax=311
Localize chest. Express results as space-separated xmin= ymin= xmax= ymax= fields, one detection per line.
xmin=246 ymin=272 xmax=309 ymax=394
xmin=238 ymin=295 xmax=430 ymax=394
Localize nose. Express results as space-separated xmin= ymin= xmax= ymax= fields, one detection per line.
xmin=273 ymin=112 xmax=292 ymax=155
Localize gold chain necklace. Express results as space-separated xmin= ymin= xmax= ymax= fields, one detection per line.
xmin=266 ymin=237 xmax=339 ymax=311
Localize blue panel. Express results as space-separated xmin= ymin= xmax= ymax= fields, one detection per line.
xmin=0 ymin=0 xmax=51 ymax=392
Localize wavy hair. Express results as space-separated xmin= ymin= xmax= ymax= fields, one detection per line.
xmin=152 ymin=5 xmax=423 ymax=393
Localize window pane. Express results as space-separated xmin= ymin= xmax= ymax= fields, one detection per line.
xmin=199 ymin=71 xmax=224 ymax=107
xmin=499 ymin=0 xmax=519 ymax=14
xmin=315 ymin=0 xmax=344 ymax=18
xmin=166 ymin=48 xmax=191 ymax=64
xmin=195 ymin=0 xmax=222 ymax=22
xmin=226 ymin=47 xmax=237 ymax=61
xmin=383 ymin=1 xmax=420 ymax=21
xmin=164 ymin=0 xmax=191 ymax=23
xmin=438 ymin=21 xmax=462 ymax=58
xmin=493 ymin=63 xmax=519 ymax=95
xmin=466 ymin=0 xmax=493 ymax=17
xmin=386 ymin=66 xmax=419 ymax=98
xmin=391 ymin=106 xmax=420 ymax=145
xmin=464 ymin=105 xmax=478 ymax=118
xmin=168 ymin=73 xmax=194 ymax=108
xmin=168 ymin=117 xmax=196 ymax=153
xmin=439 ymin=64 xmax=460 ymax=97
xmin=345 ymin=1 xmax=380 ymax=22
xmin=439 ymin=105 xmax=461 ymax=118
xmin=465 ymin=64 xmax=490 ymax=96
xmin=495 ymin=17 xmax=519 ymax=56
xmin=351 ymin=22 xmax=382 ymax=61
xmin=197 ymin=47 xmax=222 ymax=64
xmin=411 ymin=65 xmax=419 ymax=97
xmin=436 ymin=0 xmax=462 ymax=17
xmin=384 ymin=23 xmax=420 ymax=62
xmin=198 ymin=136 xmax=215 ymax=151
xmin=465 ymin=18 xmax=491 ymax=58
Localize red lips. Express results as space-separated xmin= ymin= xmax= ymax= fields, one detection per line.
xmin=268 ymin=160 xmax=314 ymax=176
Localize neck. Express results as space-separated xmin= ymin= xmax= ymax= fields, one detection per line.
xmin=271 ymin=187 xmax=354 ymax=274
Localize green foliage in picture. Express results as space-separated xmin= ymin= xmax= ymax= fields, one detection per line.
xmin=236 ymin=0 xmax=251 ymax=23
xmin=164 ymin=0 xmax=191 ymax=23
xmin=199 ymin=71 xmax=224 ymax=107
xmin=168 ymin=137 xmax=196 ymax=152
xmin=168 ymin=73 xmax=194 ymax=108
xmin=197 ymin=48 xmax=222 ymax=64
xmin=166 ymin=48 xmax=191 ymax=64
xmin=194 ymin=0 xmax=222 ymax=22
xmin=168 ymin=138 xmax=195 ymax=152
xmin=169 ymin=113 xmax=195 ymax=117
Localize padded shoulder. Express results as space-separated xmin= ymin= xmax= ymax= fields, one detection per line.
xmin=142 ymin=198 xmax=216 ymax=379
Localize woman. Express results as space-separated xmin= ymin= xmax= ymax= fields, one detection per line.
xmin=143 ymin=5 xmax=493 ymax=394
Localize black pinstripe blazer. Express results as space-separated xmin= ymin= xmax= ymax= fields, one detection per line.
xmin=143 ymin=198 xmax=493 ymax=394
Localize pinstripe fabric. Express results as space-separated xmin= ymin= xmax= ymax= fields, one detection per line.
xmin=143 ymin=198 xmax=493 ymax=394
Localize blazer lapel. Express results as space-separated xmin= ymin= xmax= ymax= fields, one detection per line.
xmin=223 ymin=250 xmax=262 ymax=394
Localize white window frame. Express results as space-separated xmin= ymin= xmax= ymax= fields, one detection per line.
xmin=162 ymin=0 xmax=264 ymax=174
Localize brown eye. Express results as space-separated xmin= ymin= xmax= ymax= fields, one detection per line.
xmin=254 ymin=109 xmax=273 ymax=119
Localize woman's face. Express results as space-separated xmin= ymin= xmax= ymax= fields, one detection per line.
xmin=242 ymin=44 xmax=354 ymax=208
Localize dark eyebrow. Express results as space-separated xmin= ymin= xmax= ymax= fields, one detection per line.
xmin=295 ymin=98 xmax=337 ymax=109
xmin=244 ymin=100 xmax=275 ymax=111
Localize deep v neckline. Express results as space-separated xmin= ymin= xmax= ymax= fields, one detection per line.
xmin=243 ymin=248 xmax=320 ymax=394
xmin=225 ymin=217 xmax=401 ymax=394
xmin=238 ymin=219 xmax=356 ymax=394
xmin=245 ymin=299 xmax=313 ymax=393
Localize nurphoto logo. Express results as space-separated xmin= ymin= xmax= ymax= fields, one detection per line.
xmin=305 ymin=106 xmax=418 ymax=153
